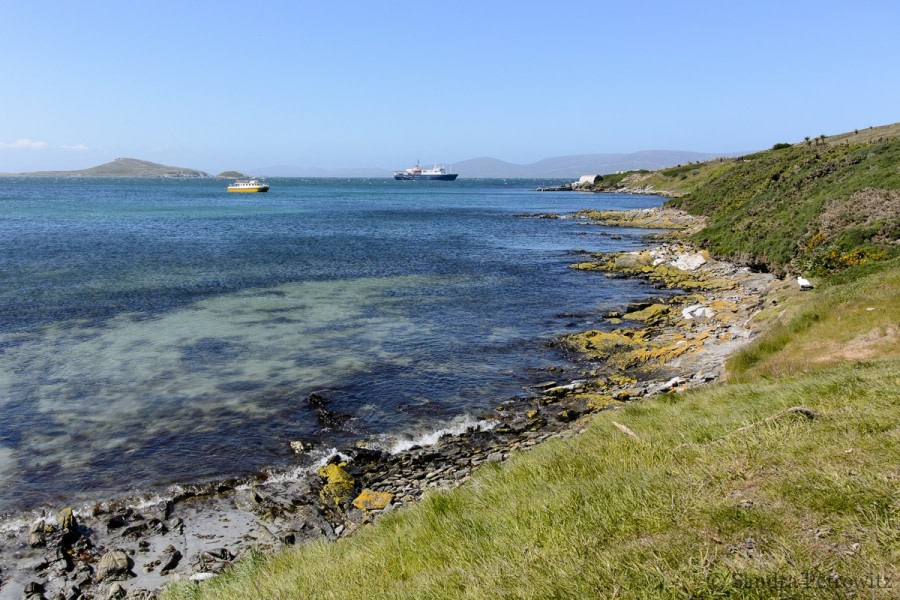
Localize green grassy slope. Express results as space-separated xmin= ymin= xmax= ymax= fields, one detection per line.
xmin=667 ymin=139 xmax=900 ymax=275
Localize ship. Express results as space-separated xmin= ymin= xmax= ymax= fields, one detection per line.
xmin=227 ymin=178 xmax=269 ymax=193
xmin=393 ymin=163 xmax=458 ymax=181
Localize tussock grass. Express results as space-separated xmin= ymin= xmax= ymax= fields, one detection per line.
xmin=164 ymin=299 xmax=900 ymax=599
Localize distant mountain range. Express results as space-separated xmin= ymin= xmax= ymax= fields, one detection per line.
xmin=1 ymin=151 xmax=741 ymax=179
xmin=449 ymin=151 xmax=737 ymax=178
xmin=1 ymin=157 xmax=208 ymax=178
xmin=253 ymin=150 xmax=739 ymax=178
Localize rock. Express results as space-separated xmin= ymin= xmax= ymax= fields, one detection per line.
xmin=316 ymin=407 xmax=350 ymax=428
xmin=95 ymin=550 xmax=132 ymax=583
xmin=233 ymin=489 xmax=263 ymax=513
xmin=106 ymin=514 xmax=127 ymax=531
xmin=24 ymin=581 xmax=45 ymax=598
xmin=289 ymin=440 xmax=311 ymax=453
xmin=486 ymin=452 xmax=503 ymax=463
xmin=557 ymin=409 xmax=579 ymax=423
xmin=625 ymin=300 xmax=654 ymax=313
xmin=120 ymin=522 xmax=150 ymax=540
xmin=29 ymin=521 xmax=46 ymax=548
xmin=198 ymin=548 xmax=234 ymax=563
xmin=622 ymin=303 xmax=669 ymax=324
xmin=57 ymin=506 xmax=80 ymax=544
xmin=543 ymin=382 xmax=584 ymax=398
xmin=352 ymin=489 xmax=394 ymax=511
xmin=671 ymin=252 xmax=707 ymax=271
xmin=106 ymin=583 xmax=127 ymax=600
xmin=167 ymin=517 xmax=184 ymax=535
xmin=189 ymin=572 xmax=217 ymax=582
xmin=681 ymin=304 xmax=714 ymax=320
xmin=531 ymin=381 xmax=558 ymax=390
xmin=661 ymin=377 xmax=686 ymax=392
xmin=306 ymin=392 xmax=330 ymax=408
xmin=255 ymin=524 xmax=277 ymax=544
xmin=64 ymin=585 xmax=83 ymax=600
xmin=158 ymin=549 xmax=182 ymax=576
xmin=349 ymin=446 xmax=387 ymax=465
xmin=317 ymin=463 xmax=356 ymax=507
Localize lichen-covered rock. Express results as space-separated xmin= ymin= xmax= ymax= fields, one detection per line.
xmin=580 ymin=393 xmax=616 ymax=411
xmin=317 ymin=463 xmax=355 ymax=507
xmin=57 ymin=507 xmax=77 ymax=532
xmin=557 ymin=409 xmax=579 ymax=423
xmin=352 ymin=489 xmax=393 ymax=511
xmin=622 ymin=303 xmax=670 ymax=324
xmin=562 ymin=329 xmax=651 ymax=363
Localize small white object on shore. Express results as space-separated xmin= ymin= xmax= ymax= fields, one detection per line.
xmin=190 ymin=572 xmax=217 ymax=582
xmin=797 ymin=276 xmax=813 ymax=290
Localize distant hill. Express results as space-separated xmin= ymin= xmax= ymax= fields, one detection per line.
xmin=3 ymin=157 xmax=208 ymax=178
xmin=452 ymin=151 xmax=739 ymax=178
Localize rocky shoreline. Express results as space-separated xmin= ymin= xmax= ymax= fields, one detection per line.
xmin=0 ymin=208 xmax=777 ymax=600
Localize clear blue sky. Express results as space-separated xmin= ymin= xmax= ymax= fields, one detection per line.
xmin=1 ymin=0 xmax=898 ymax=173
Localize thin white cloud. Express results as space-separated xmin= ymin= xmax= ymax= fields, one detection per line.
xmin=0 ymin=138 xmax=49 ymax=150
xmin=61 ymin=143 xmax=89 ymax=151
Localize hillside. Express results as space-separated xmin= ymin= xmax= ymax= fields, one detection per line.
xmin=5 ymin=157 xmax=208 ymax=178
xmin=584 ymin=122 xmax=900 ymax=276
xmin=668 ymin=139 xmax=899 ymax=276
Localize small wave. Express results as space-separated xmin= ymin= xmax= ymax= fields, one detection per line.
xmin=383 ymin=415 xmax=499 ymax=454
xmin=234 ymin=447 xmax=354 ymax=491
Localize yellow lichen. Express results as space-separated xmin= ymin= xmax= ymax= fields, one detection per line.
xmin=318 ymin=463 xmax=355 ymax=507
xmin=623 ymin=303 xmax=670 ymax=324
xmin=352 ymin=489 xmax=394 ymax=511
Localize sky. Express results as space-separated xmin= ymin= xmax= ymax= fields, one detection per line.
xmin=1 ymin=0 xmax=898 ymax=174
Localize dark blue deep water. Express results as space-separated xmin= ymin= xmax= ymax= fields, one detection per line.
xmin=0 ymin=177 xmax=666 ymax=515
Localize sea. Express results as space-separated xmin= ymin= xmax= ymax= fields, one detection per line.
xmin=0 ymin=177 xmax=666 ymax=519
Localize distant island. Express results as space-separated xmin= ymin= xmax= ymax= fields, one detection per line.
xmin=1 ymin=157 xmax=208 ymax=178
xmin=217 ymin=171 xmax=246 ymax=179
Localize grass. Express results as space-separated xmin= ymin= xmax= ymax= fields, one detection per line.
xmin=727 ymin=257 xmax=900 ymax=381
xmin=163 ymin=261 xmax=900 ymax=599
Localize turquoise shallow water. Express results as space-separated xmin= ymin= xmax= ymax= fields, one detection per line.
xmin=0 ymin=177 xmax=665 ymax=514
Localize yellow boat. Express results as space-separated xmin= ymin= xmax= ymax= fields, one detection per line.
xmin=227 ymin=178 xmax=269 ymax=193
